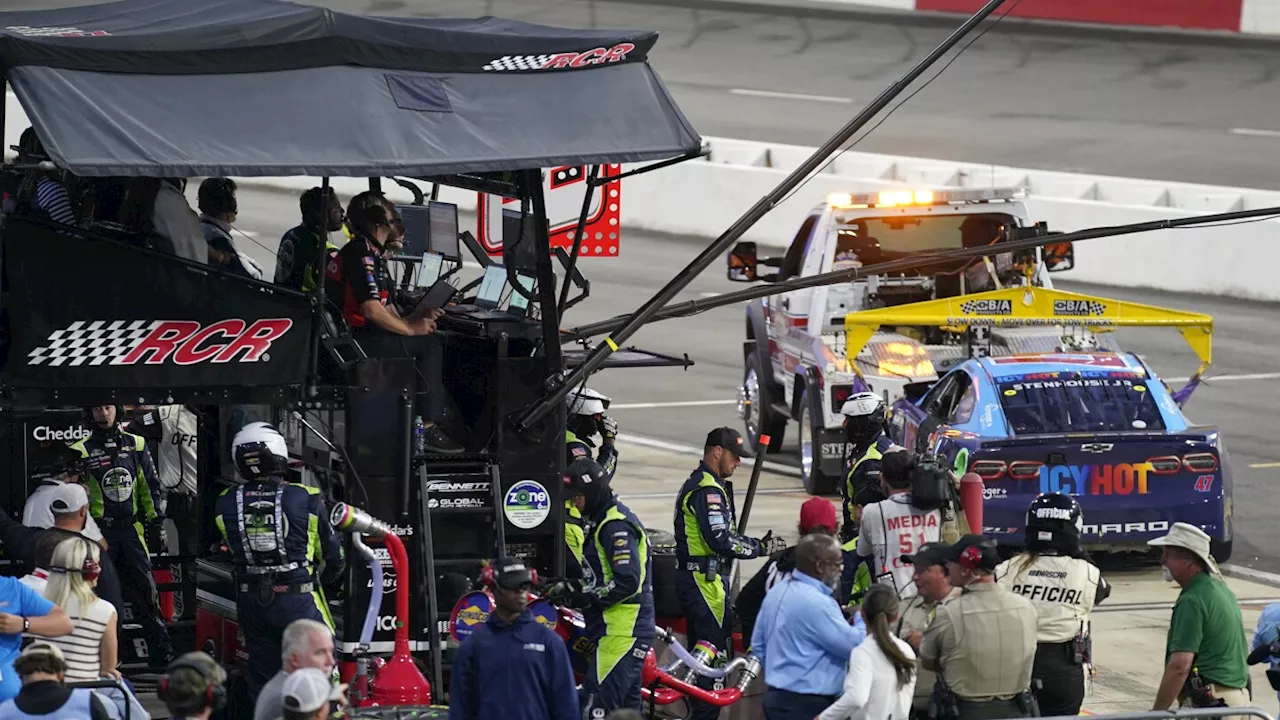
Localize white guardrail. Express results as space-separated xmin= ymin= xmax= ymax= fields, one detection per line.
xmin=5 ymin=92 xmax=1280 ymax=301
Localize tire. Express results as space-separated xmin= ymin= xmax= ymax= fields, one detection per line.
xmin=740 ymin=352 xmax=786 ymax=454
xmin=798 ymin=387 xmax=837 ymax=496
xmin=1211 ymin=538 xmax=1233 ymax=563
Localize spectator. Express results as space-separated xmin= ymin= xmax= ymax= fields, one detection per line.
xmin=280 ymin=668 xmax=347 ymax=720
xmin=119 ymin=178 xmax=206 ymax=263
xmin=254 ymin=619 xmax=336 ymax=720
xmin=857 ymin=451 xmax=943 ymax=600
xmin=0 ymin=566 xmax=75 ymax=702
xmin=448 ymin=557 xmax=578 ymax=720
xmin=30 ymin=537 xmax=119 ymax=682
xmin=1249 ymin=601 xmax=1280 ymax=703
xmin=276 ymin=187 xmax=346 ymax=292
xmin=895 ymin=541 xmax=960 ymax=718
xmin=737 ymin=497 xmax=843 ymax=638
xmin=817 ymin=584 xmax=916 ymax=720
xmin=197 ymin=178 xmax=262 ymax=279
xmin=1149 ymin=523 xmax=1249 ymax=712
xmin=750 ymin=534 xmax=866 ymax=720
xmin=13 ymin=127 xmax=93 ymax=229
xmin=159 ymin=652 xmax=227 ymax=720
xmin=21 ymin=446 xmax=105 ymax=550
xmin=0 ymin=642 xmax=111 ymax=720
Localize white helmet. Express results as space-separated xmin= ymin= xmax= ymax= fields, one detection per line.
xmin=840 ymin=391 xmax=885 ymax=418
xmin=232 ymin=422 xmax=290 ymax=480
xmin=566 ymin=388 xmax=611 ymax=416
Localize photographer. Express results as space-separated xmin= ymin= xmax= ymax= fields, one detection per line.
xmin=855 ymin=451 xmax=945 ymax=600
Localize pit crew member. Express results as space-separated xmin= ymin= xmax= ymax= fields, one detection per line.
xmin=70 ymin=404 xmax=173 ymax=667
xmin=564 ymin=388 xmax=618 ymax=579
xmin=325 ymin=191 xmax=463 ymax=454
xmin=552 ymin=457 xmax=653 ymax=717
xmin=212 ymin=422 xmax=344 ymax=698
xmin=996 ymin=493 xmax=1111 ymax=717
xmin=857 ymin=451 xmax=942 ymax=600
xmin=277 ymin=186 xmax=346 ymax=292
xmin=674 ymin=427 xmax=784 ymax=720
xmin=840 ymin=392 xmax=893 ymax=542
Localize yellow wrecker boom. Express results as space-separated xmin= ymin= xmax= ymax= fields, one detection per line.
xmin=843 ymin=286 xmax=1214 ymax=376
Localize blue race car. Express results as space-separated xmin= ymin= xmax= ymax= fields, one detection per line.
xmin=886 ymin=351 xmax=1233 ymax=560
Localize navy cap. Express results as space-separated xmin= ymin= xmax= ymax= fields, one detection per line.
xmin=705 ymin=427 xmax=754 ymax=458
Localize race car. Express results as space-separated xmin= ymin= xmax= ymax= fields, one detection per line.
xmin=886 ymin=351 xmax=1234 ymax=560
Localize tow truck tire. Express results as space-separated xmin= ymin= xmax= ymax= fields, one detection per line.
xmin=797 ymin=388 xmax=837 ymax=496
xmin=742 ymin=353 xmax=786 ymax=454
xmin=1211 ymin=538 xmax=1233 ymax=563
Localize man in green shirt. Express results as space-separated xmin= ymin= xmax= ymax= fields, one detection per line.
xmin=1149 ymin=522 xmax=1249 ymax=713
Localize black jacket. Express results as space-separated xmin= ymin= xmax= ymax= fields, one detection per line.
xmin=0 ymin=512 xmax=126 ymax=620
xmin=734 ymin=546 xmax=797 ymax=639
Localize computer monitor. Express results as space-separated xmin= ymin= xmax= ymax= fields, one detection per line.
xmin=475 ymin=264 xmax=508 ymax=310
xmin=416 ymin=252 xmax=444 ymax=287
xmin=428 ymin=201 xmax=460 ymax=260
xmin=395 ymin=204 xmax=429 ymax=258
xmin=508 ymin=273 xmax=537 ymax=316
xmin=501 ymin=208 xmax=544 ymax=276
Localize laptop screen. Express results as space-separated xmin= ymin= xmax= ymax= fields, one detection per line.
xmin=416 ymin=253 xmax=444 ymax=287
xmin=508 ymin=274 xmax=536 ymax=315
xmin=475 ymin=264 xmax=507 ymax=309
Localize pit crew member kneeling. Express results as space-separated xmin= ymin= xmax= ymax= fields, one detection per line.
xmin=71 ymin=404 xmax=173 ymax=667
xmin=326 ymin=191 xmax=462 ymax=453
xmin=549 ymin=458 xmax=653 ymax=718
xmin=213 ymin=422 xmax=344 ymax=699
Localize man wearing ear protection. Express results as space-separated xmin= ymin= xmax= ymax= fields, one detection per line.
xmin=920 ymin=535 xmax=1039 ymax=719
xmin=564 ymin=388 xmax=619 ymax=580
xmin=551 ymin=457 xmax=653 ymax=718
xmin=70 ymin=404 xmax=174 ymax=668
xmin=277 ymin=186 xmax=346 ymax=292
xmin=158 ymin=652 xmax=227 ymax=720
xmin=197 ymin=177 xmax=262 ymax=279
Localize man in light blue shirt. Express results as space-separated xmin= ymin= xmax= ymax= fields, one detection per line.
xmin=1250 ymin=602 xmax=1280 ymax=702
xmin=750 ymin=533 xmax=866 ymax=720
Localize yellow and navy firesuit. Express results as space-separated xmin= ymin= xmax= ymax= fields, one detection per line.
xmin=674 ymin=461 xmax=763 ymax=720
xmin=842 ymin=434 xmax=894 ymax=542
xmin=566 ymin=429 xmax=618 ymax=579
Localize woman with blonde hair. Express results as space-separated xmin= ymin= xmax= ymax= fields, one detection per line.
xmin=817 ymin=584 xmax=917 ymax=720
xmin=33 ymin=537 xmax=119 ymax=682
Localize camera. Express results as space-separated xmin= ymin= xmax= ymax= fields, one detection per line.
xmin=909 ymin=452 xmax=953 ymax=513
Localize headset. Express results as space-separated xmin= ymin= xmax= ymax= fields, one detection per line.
xmin=49 ymin=536 xmax=101 ymax=583
xmin=346 ymin=191 xmax=394 ymax=234
xmin=478 ymin=559 xmax=538 ymax=590
xmin=197 ymin=178 xmax=237 ymax=217
xmin=158 ymin=656 xmax=228 ymax=713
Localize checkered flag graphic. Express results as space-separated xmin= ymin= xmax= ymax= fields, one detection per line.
xmin=27 ymin=320 xmax=161 ymax=367
xmin=1086 ymin=301 xmax=1106 ymax=316
xmin=482 ymin=55 xmax=554 ymax=71
xmin=960 ymin=300 xmax=978 ymax=314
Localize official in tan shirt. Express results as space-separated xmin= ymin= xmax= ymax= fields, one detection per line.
xmin=897 ymin=541 xmax=961 ymax=719
xmin=920 ymin=535 xmax=1039 ymax=719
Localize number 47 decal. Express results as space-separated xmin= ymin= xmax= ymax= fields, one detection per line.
xmin=1194 ymin=475 xmax=1215 ymax=492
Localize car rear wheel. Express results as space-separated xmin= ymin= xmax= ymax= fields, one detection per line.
xmin=798 ymin=388 xmax=837 ymax=496
xmin=740 ymin=353 xmax=786 ymax=454
xmin=1211 ymin=538 xmax=1233 ymax=563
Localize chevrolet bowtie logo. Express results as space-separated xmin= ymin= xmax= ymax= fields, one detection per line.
xmin=1080 ymin=443 xmax=1113 ymax=453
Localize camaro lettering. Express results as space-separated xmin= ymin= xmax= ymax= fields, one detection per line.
xmin=1080 ymin=520 xmax=1169 ymax=535
xmin=1038 ymin=463 xmax=1151 ymax=496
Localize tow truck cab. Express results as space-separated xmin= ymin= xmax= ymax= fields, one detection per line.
xmin=729 ymin=187 xmax=1077 ymax=494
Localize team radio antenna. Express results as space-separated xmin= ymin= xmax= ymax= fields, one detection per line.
xmin=511 ymin=0 xmax=1016 ymax=434
xmin=562 ymin=203 xmax=1280 ymax=341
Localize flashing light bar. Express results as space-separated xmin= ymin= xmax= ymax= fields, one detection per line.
xmin=827 ymin=186 xmax=1028 ymax=209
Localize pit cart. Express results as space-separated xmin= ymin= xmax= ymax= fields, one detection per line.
xmin=0 ymin=0 xmax=706 ymax=711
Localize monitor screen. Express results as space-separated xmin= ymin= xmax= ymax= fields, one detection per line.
xmin=501 ymin=208 xmax=543 ymax=275
xmin=395 ymin=204 xmax=429 ymax=257
xmin=428 ymin=201 xmax=460 ymax=260
xmin=476 ymin=264 xmax=507 ymax=307
xmin=508 ymin=274 xmax=536 ymax=313
xmin=416 ymin=252 xmax=444 ymax=287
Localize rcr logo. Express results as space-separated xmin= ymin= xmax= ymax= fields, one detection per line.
xmin=32 ymin=425 xmax=90 ymax=442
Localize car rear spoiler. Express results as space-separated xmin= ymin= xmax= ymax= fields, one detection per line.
xmin=841 ymin=286 xmax=1213 ymax=404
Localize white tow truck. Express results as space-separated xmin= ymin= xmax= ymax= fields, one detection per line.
xmin=726 ymin=187 xmax=1091 ymax=494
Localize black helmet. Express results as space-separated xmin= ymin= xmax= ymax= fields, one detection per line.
xmin=1025 ymin=492 xmax=1083 ymax=545
xmin=563 ymin=457 xmax=611 ymax=515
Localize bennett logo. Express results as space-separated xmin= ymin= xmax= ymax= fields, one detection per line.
xmin=1053 ymin=300 xmax=1106 ymax=317
xmin=960 ymin=299 xmax=1012 ymax=315
xmin=426 ymin=481 xmax=490 ymax=493
xmin=28 ymin=319 xmax=293 ymax=367
xmin=482 ymin=43 xmax=635 ymax=72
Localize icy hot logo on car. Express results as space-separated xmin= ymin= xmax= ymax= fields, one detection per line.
xmin=482 ymin=43 xmax=635 ymax=71
xmin=27 ymin=319 xmax=294 ymax=367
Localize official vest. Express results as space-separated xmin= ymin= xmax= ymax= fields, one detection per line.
xmin=995 ymin=554 xmax=1101 ymax=643
xmin=155 ymin=405 xmax=198 ymax=496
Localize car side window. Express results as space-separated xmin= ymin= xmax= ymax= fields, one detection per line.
xmin=777 ymin=216 xmax=818 ymax=282
xmin=949 ymin=372 xmax=977 ymax=424
xmin=921 ymin=373 xmax=960 ymax=418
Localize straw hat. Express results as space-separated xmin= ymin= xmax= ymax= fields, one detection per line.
xmin=1148 ymin=522 xmax=1220 ymax=575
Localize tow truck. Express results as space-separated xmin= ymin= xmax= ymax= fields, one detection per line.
xmin=726 ymin=187 xmax=1088 ymax=494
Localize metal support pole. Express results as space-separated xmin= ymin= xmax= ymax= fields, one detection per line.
xmin=527 ymin=169 xmax=563 ymax=370
xmin=557 ymin=165 xmax=600 ymax=316
xmin=512 ymin=0 xmax=1014 ymax=433
xmin=307 ymin=177 xmax=331 ymax=390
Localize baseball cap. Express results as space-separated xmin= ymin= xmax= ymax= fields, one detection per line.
xmin=49 ymin=483 xmax=88 ymax=514
xmin=799 ymin=498 xmax=837 ymax=533
xmin=493 ymin=557 xmax=534 ymax=590
xmin=282 ymin=668 xmax=345 ymax=714
xmin=19 ymin=642 xmax=64 ymax=663
xmin=705 ymin=427 xmax=754 ymax=458
xmin=901 ymin=541 xmax=951 ymax=568
xmin=944 ymin=535 xmax=1001 ymax=571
